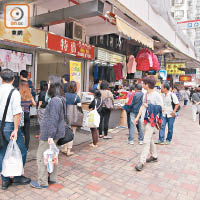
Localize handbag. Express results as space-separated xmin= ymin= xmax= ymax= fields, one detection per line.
xmin=0 ymin=89 xmax=15 ymax=149
xmin=171 ymin=94 xmax=181 ymax=113
xmin=103 ymin=97 xmax=114 ymax=110
xmin=57 ymin=98 xmax=74 ymax=146
xmin=86 ymin=99 xmax=100 ymax=128
xmin=19 ymin=109 xmax=24 ymax=127
xmin=66 ymin=95 xmax=84 ymax=127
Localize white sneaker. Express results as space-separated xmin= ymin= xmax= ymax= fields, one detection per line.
xmin=128 ymin=141 xmax=134 ymax=145
xmin=139 ymin=141 xmax=143 ymax=145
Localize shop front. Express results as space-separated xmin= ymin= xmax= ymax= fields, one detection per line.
xmin=0 ymin=19 xmax=46 ymax=87
xmin=37 ymin=33 xmax=95 ymax=94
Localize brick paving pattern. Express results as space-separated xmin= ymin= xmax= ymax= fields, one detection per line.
xmin=0 ymin=105 xmax=200 ymax=200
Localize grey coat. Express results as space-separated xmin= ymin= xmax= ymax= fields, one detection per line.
xmin=40 ymin=96 xmax=66 ymax=141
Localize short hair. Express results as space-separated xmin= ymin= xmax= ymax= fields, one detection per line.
xmin=163 ymin=82 xmax=170 ymax=90
xmin=48 ymin=76 xmax=62 ymax=98
xmin=185 ymin=87 xmax=188 ymax=90
xmin=20 ymin=70 xmax=28 ymax=78
xmin=40 ymin=80 xmax=48 ymax=92
xmin=100 ymin=80 xmax=109 ymax=90
xmin=67 ymin=81 xmax=77 ymax=93
xmin=129 ymin=85 xmax=135 ymax=91
xmin=143 ymin=76 xmax=156 ymax=89
xmin=94 ymin=90 xmax=101 ymax=98
xmin=62 ymin=74 xmax=70 ymax=82
xmin=1 ymin=69 xmax=15 ymax=83
xmin=135 ymin=84 xmax=142 ymax=91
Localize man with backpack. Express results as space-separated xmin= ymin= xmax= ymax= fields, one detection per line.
xmin=156 ymin=82 xmax=180 ymax=145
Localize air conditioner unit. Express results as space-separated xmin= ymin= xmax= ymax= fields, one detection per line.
xmin=66 ymin=22 xmax=86 ymax=42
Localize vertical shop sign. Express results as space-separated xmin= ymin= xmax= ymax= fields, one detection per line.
xmin=70 ymin=61 xmax=81 ymax=94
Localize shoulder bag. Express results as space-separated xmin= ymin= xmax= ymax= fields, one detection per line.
xmin=66 ymin=95 xmax=84 ymax=127
xmin=103 ymin=91 xmax=114 ymax=110
xmin=171 ymin=93 xmax=181 ymax=113
xmin=57 ymin=98 xmax=74 ymax=146
xmin=0 ymin=89 xmax=15 ymax=149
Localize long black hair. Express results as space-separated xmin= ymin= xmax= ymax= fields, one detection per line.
xmin=48 ymin=76 xmax=62 ymax=98
xmin=40 ymin=80 xmax=48 ymax=92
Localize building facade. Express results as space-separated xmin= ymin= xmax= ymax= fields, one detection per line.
xmin=171 ymin=0 xmax=200 ymax=59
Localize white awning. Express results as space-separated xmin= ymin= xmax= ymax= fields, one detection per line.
xmin=116 ymin=16 xmax=154 ymax=49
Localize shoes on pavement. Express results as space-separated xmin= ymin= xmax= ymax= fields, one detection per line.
xmin=103 ymin=136 xmax=112 ymax=139
xmin=30 ymin=181 xmax=48 ymax=189
xmin=135 ymin=163 xmax=144 ymax=171
xmin=165 ymin=140 xmax=171 ymax=145
xmin=89 ymin=143 xmax=98 ymax=148
xmin=146 ymin=156 xmax=158 ymax=163
xmin=12 ymin=176 xmax=31 ymax=185
xmin=138 ymin=141 xmax=143 ymax=145
xmin=2 ymin=179 xmax=12 ymax=190
xmin=48 ymin=177 xmax=56 ymax=185
xmin=99 ymin=135 xmax=104 ymax=138
xmin=155 ymin=140 xmax=165 ymax=145
xmin=128 ymin=141 xmax=134 ymax=145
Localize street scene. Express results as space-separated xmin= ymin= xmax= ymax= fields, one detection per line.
xmin=0 ymin=0 xmax=200 ymax=200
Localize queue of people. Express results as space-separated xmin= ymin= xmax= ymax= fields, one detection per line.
xmin=0 ymin=67 xmax=200 ymax=190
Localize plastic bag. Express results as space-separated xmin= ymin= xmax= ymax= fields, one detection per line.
xmin=2 ymin=140 xmax=24 ymax=177
xmin=43 ymin=142 xmax=59 ymax=173
xmin=86 ymin=108 xmax=100 ymax=128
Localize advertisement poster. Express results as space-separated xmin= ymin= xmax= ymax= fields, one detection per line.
xmin=70 ymin=61 xmax=81 ymax=94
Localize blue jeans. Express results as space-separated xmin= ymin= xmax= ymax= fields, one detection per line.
xmin=159 ymin=116 xmax=175 ymax=142
xmin=129 ymin=113 xmax=144 ymax=142
xmin=184 ymin=100 xmax=188 ymax=105
xmin=0 ymin=121 xmax=27 ymax=181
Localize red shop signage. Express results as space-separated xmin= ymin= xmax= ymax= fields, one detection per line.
xmin=179 ymin=75 xmax=192 ymax=82
xmin=47 ymin=33 xmax=94 ymax=60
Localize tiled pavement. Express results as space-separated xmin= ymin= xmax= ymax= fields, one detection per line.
xmin=0 ymin=104 xmax=200 ymax=200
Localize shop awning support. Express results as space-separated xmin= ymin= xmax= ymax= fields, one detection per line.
xmin=31 ymin=0 xmax=104 ymax=27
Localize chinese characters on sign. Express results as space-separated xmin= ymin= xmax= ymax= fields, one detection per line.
xmin=179 ymin=75 xmax=192 ymax=82
xmin=70 ymin=61 xmax=81 ymax=95
xmin=48 ymin=33 xmax=95 ymax=60
xmin=166 ymin=63 xmax=185 ymax=75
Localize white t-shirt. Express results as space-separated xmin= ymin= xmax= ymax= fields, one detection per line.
xmin=141 ymin=90 xmax=163 ymax=121
xmin=162 ymin=92 xmax=179 ymax=118
xmin=0 ymin=84 xmax=22 ymax=122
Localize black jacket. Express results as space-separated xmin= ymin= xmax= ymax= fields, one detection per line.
xmin=89 ymin=97 xmax=102 ymax=113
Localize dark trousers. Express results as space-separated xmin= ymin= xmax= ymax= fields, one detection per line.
xmin=21 ymin=112 xmax=30 ymax=150
xmin=90 ymin=128 xmax=98 ymax=145
xmin=0 ymin=122 xmax=27 ymax=181
xmin=99 ymin=108 xmax=111 ymax=136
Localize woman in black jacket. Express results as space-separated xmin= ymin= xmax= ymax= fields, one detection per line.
xmin=89 ymin=90 xmax=102 ymax=147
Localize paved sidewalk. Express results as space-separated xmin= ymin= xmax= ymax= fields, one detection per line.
xmin=0 ymin=104 xmax=200 ymax=200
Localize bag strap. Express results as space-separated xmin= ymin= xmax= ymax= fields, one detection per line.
xmin=0 ymin=89 xmax=15 ymax=135
xmin=74 ymin=95 xmax=78 ymax=104
xmin=96 ymin=98 xmax=102 ymax=110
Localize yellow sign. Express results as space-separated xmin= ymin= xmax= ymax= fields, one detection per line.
xmin=0 ymin=19 xmax=45 ymax=48
xmin=166 ymin=63 xmax=185 ymax=75
xmin=70 ymin=61 xmax=81 ymax=94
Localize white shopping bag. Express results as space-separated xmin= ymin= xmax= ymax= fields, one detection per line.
xmin=86 ymin=108 xmax=100 ymax=128
xmin=43 ymin=142 xmax=59 ymax=173
xmin=2 ymin=140 xmax=24 ymax=177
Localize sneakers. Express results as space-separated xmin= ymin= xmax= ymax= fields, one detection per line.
xmin=165 ymin=140 xmax=171 ymax=145
xmin=135 ymin=163 xmax=144 ymax=171
xmin=103 ymin=136 xmax=112 ymax=139
xmin=128 ymin=141 xmax=134 ymax=145
xmin=146 ymin=156 xmax=158 ymax=163
xmin=155 ymin=140 xmax=165 ymax=145
xmin=138 ymin=141 xmax=143 ymax=145
xmin=30 ymin=181 xmax=48 ymax=189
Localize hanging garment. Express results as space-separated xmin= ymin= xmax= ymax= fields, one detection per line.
xmin=122 ymin=61 xmax=127 ymax=79
xmin=151 ymin=53 xmax=160 ymax=71
xmin=113 ymin=63 xmax=123 ymax=81
xmin=106 ymin=66 xmax=116 ymax=82
xmin=136 ymin=48 xmax=153 ymax=71
xmin=127 ymin=55 xmax=137 ymax=74
xmin=93 ymin=64 xmax=99 ymax=81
